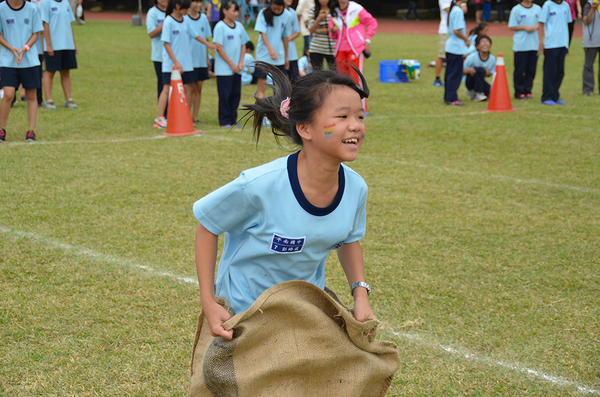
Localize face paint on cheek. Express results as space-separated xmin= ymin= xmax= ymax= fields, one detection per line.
xmin=323 ymin=124 xmax=336 ymax=139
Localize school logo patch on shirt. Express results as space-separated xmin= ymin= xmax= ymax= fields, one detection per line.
xmin=227 ymin=35 xmax=234 ymax=40
xmin=270 ymin=234 xmax=305 ymax=254
xmin=51 ymin=7 xmax=58 ymax=12
xmin=549 ymin=11 xmax=556 ymax=16
xmin=158 ymin=19 xmax=164 ymax=24
xmin=6 ymin=18 xmax=15 ymax=25
xmin=173 ymin=30 xmax=180 ymax=35
xmin=24 ymin=18 xmax=30 ymax=25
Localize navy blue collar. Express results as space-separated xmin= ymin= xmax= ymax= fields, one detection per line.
xmin=287 ymin=151 xmax=345 ymax=217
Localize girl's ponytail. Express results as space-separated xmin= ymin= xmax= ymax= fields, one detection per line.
xmin=469 ymin=22 xmax=487 ymax=37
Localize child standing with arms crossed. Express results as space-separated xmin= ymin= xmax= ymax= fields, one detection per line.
xmin=41 ymin=0 xmax=79 ymax=110
xmin=156 ymin=0 xmax=216 ymax=129
xmin=193 ymin=62 xmax=374 ymax=340
xmin=0 ymin=0 xmax=43 ymax=142
xmin=213 ymin=0 xmax=249 ymax=128
xmin=508 ymin=0 xmax=542 ymax=99
xmin=186 ymin=0 xmax=211 ymax=124
xmin=444 ymin=0 xmax=470 ymax=106
xmin=254 ymin=0 xmax=292 ymax=99
xmin=539 ymin=0 xmax=571 ymax=105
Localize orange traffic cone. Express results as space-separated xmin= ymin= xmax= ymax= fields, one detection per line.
xmin=164 ymin=68 xmax=202 ymax=136
xmin=487 ymin=54 xmax=516 ymax=113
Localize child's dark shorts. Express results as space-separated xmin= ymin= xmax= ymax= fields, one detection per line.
xmin=162 ymin=71 xmax=195 ymax=85
xmin=44 ymin=50 xmax=78 ymax=72
xmin=0 ymin=67 xmax=41 ymax=89
xmin=194 ymin=67 xmax=210 ymax=82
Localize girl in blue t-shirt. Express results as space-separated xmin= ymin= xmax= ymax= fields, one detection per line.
xmin=444 ymin=0 xmax=470 ymax=105
xmin=186 ymin=0 xmax=212 ymax=124
xmin=284 ymin=0 xmax=301 ymax=83
xmin=155 ymin=0 xmax=217 ymax=129
xmin=254 ymin=0 xmax=291 ymax=99
xmin=194 ymin=62 xmax=374 ymax=340
xmin=213 ymin=0 xmax=250 ymax=127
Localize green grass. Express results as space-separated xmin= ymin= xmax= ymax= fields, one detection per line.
xmin=1 ymin=20 xmax=599 ymax=396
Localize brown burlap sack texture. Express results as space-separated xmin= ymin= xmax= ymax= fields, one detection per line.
xmin=189 ymin=280 xmax=400 ymax=397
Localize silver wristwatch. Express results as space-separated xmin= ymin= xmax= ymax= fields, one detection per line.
xmin=350 ymin=281 xmax=371 ymax=296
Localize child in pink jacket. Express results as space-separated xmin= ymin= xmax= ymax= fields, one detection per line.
xmin=329 ymin=0 xmax=377 ymax=112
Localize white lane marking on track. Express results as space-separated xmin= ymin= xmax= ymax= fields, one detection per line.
xmin=0 ymin=226 xmax=197 ymax=285
xmin=392 ymin=332 xmax=600 ymax=395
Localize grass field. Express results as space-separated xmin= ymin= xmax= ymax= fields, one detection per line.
xmin=1 ymin=19 xmax=599 ymax=396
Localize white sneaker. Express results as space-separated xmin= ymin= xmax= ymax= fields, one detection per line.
xmin=465 ymin=89 xmax=476 ymax=100
xmin=474 ymin=92 xmax=488 ymax=102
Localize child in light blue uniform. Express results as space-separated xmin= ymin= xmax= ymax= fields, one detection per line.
xmin=463 ymin=35 xmax=496 ymax=101
xmin=213 ymin=0 xmax=250 ymax=127
xmin=0 ymin=0 xmax=43 ymax=142
xmin=539 ymin=0 xmax=572 ymax=105
xmin=240 ymin=41 xmax=255 ymax=85
xmin=284 ymin=0 xmax=301 ymax=83
xmin=194 ymin=62 xmax=375 ymax=339
xmin=466 ymin=22 xmax=488 ymax=55
xmin=508 ymin=0 xmax=542 ymax=99
xmin=41 ymin=0 xmax=79 ymax=109
xmin=147 ymin=0 xmax=168 ymax=100
xmin=444 ymin=0 xmax=470 ymax=105
xmin=155 ymin=0 xmax=216 ymax=129
xmin=186 ymin=0 xmax=212 ymax=123
xmin=254 ymin=0 xmax=292 ymax=98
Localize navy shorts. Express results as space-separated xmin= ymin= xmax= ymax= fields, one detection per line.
xmin=253 ymin=64 xmax=287 ymax=79
xmin=191 ymin=67 xmax=210 ymax=82
xmin=162 ymin=71 xmax=195 ymax=85
xmin=44 ymin=50 xmax=78 ymax=72
xmin=0 ymin=67 xmax=41 ymax=89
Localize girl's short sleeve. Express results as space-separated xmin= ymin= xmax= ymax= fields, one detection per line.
xmin=193 ymin=175 xmax=261 ymax=237
xmin=255 ymin=10 xmax=267 ymax=33
xmin=240 ymin=23 xmax=251 ymax=44
xmin=147 ymin=9 xmax=158 ymax=33
xmin=161 ymin=18 xmax=171 ymax=43
xmin=212 ymin=22 xmax=223 ymax=44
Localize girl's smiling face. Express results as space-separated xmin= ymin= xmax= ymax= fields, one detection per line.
xmin=270 ymin=3 xmax=285 ymax=14
xmin=300 ymin=86 xmax=365 ymax=163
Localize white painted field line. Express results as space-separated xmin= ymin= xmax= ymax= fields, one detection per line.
xmin=393 ymin=331 xmax=600 ymax=395
xmin=2 ymin=130 xmax=597 ymax=195
xmin=0 ymin=225 xmax=197 ymax=285
xmin=1 ymin=135 xmax=169 ymax=147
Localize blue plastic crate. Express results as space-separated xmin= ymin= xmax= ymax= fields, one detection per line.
xmin=379 ymin=61 xmax=408 ymax=83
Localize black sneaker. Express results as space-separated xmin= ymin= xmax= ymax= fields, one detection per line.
xmin=0 ymin=128 xmax=5 ymax=142
xmin=25 ymin=130 xmax=36 ymax=142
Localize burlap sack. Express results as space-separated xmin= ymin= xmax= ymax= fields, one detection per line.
xmin=189 ymin=280 xmax=400 ymax=397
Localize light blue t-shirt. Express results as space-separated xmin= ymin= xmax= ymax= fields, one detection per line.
xmin=186 ymin=13 xmax=211 ymax=68
xmin=161 ymin=15 xmax=198 ymax=73
xmin=509 ymin=3 xmax=542 ymax=52
xmin=241 ymin=52 xmax=255 ymax=85
xmin=213 ymin=20 xmax=250 ymax=76
xmin=298 ymin=55 xmax=312 ymax=74
xmin=285 ymin=7 xmax=300 ymax=62
xmin=193 ymin=152 xmax=368 ymax=314
xmin=41 ymin=0 xmax=75 ymax=51
xmin=147 ymin=5 xmax=166 ymax=62
xmin=539 ymin=0 xmax=572 ymax=49
xmin=0 ymin=1 xmax=43 ymax=68
xmin=255 ymin=8 xmax=292 ymax=66
xmin=462 ymin=51 xmax=496 ymax=84
xmin=445 ymin=5 xmax=467 ymax=55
